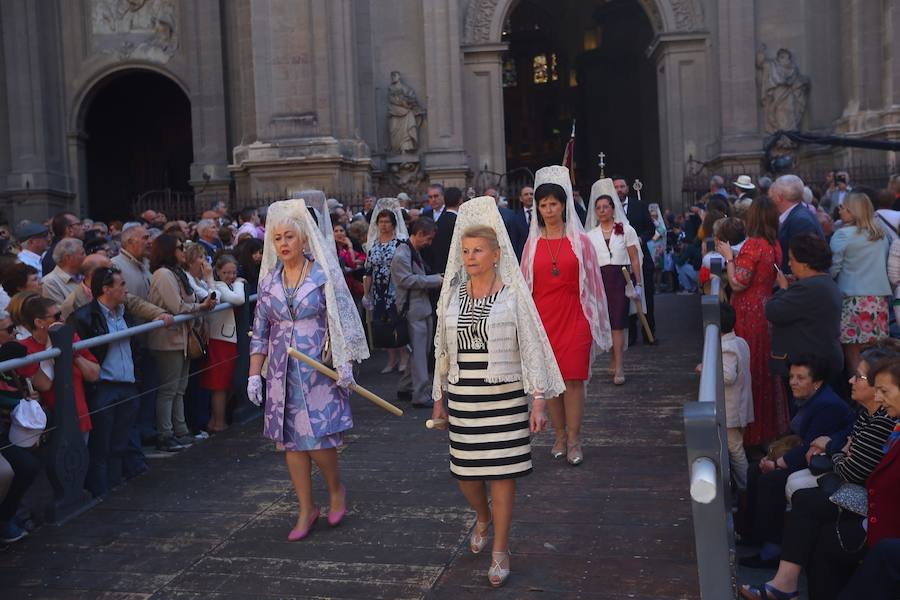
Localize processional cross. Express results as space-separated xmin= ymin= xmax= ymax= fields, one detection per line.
xmin=597 ymin=152 xmax=606 ymax=178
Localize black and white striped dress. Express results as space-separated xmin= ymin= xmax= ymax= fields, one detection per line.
xmin=448 ymin=285 xmax=532 ymax=480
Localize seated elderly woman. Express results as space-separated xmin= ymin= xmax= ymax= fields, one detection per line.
xmin=741 ymin=344 xmax=900 ymax=599
xmin=766 ymin=233 xmax=844 ymax=387
xmin=740 ymin=355 xmax=856 ymax=570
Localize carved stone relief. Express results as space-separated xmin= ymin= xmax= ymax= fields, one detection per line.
xmin=388 ymin=161 xmax=425 ymax=192
xmin=756 ymin=44 xmax=810 ymax=139
xmin=464 ymin=0 xmax=703 ymax=45
xmin=670 ymin=0 xmax=701 ymax=31
xmin=387 ymin=71 xmax=426 ymax=154
xmin=92 ymin=0 xmax=178 ymax=63
xmin=463 ymin=0 xmax=501 ymax=45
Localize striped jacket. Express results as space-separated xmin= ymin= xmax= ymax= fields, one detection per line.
xmin=830 ymin=406 xmax=898 ymax=485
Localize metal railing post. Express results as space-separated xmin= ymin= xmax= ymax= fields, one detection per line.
xmin=684 ymin=256 xmax=737 ymax=599
xmin=231 ymin=285 xmax=260 ymax=424
xmin=45 ymin=324 xmax=98 ymax=524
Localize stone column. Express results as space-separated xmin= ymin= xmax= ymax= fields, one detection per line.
xmin=185 ymin=0 xmax=232 ymax=211
xmin=461 ymin=43 xmax=507 ymax=185
xmin=713 ymin=0 xmax=762 ymax=158
xmin=421 ymin=0 xmax=468 ymax=186
xmin=651 ymin=34 xmax=712 ymax=210
xmin=229 ymin=0 xmax=370 ymax=198
xmin=0 ymin=0 xmax=74 ymax=221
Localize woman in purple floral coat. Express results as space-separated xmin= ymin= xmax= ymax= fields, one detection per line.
xmin=248 ymin=199 xmax=369 ymax=541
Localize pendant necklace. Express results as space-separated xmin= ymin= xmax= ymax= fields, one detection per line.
xmin=282 ymin=259 xmax=310 ymax=321
xmin=544 ymin=234 xmax=565 ymax=277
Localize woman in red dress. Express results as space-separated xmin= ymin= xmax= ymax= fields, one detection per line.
xmin=522 ymin=166 xmax=612 ymax=466
xmin=717 ymin=197 xmax=789 ymax=445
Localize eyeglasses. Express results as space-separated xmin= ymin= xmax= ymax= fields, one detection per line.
xmin=853 ymin=372 xmax=869 ymax=383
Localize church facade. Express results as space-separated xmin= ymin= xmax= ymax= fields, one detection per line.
xmin=0 ymin=0 xmax=897 ymax=222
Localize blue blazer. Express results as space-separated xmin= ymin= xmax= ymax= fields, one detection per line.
xmin=511 ymin=207 xmax=530 ymax=259
xmin=783 ymin=384 xmax=856 ymax=471
xmin=778 ymin=204 xmax=824 ymax=274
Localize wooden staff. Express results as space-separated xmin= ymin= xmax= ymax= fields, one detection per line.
xmin=426 ymin=418 xmax=447 ymax=429
xmin=287 ymin=347 xmax=403 ymax=416
xmin=622 ymin=266 xmax=655 ymax=344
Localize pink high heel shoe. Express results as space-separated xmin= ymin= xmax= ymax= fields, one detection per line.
xmin=328 ymin=485 xmax=347 ymax=527
xmin=287 ymin=507 xmax=320 ymax=541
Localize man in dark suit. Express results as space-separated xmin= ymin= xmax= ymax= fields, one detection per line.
xmin=485 ymin=187 xmax=521 ymax=256
xmin=511 ymin=185 xmax=534 ymax=259
xmin=429 ymin=186 xmax=461 ymax=275
xmin=770 ymin=174 xmax=824 ymax=274
xmin=420 ymin=184 xmax=445 ymax=222
xmin=613 ymin=176 xmax=657 ymax=345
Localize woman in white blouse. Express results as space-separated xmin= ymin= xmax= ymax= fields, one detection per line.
xmin=202 ymin=254 xmax=245 ymax=432
xmin=587 ymin=193 xmax=642 ymax=385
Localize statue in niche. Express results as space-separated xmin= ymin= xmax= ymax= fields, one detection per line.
xmin=756 ymin=45 xmax=810 ymax=134
xmin=388 ymin=71 xmax=426 ymax=154
xmin=92 ymin=0 xmax=178 ymax=62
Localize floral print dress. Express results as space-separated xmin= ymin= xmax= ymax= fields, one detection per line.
xmin=365 ymin=238 xmax=400 ymax=320
xmin=251 ymin=262 xmax=352 ymax=451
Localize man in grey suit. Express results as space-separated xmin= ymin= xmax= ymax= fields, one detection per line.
xmin=391 ymin=219 xmax=444 ymax=407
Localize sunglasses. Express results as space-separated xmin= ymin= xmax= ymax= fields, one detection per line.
xmin=44 ymin=311 xmax=62 ymax=322
xmin=176 ymin=244 xmax=184 ymax=250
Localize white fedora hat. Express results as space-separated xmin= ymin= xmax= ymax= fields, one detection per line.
xmin=733 ymin=175 xmax=756 ymax=190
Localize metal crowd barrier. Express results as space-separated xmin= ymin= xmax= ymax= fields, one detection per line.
xmin=682 ymin=260 xmax=737 ymax=598
xmin=0 ymin=289 xmax=259 ymax=525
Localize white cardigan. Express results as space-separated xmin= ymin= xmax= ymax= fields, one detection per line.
xmin=206 ymin=280 xmax=246 ymax=343
xmin=433 ymin=285 xmax=565 ymax=400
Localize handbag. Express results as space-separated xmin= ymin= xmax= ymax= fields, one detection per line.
xmin=187 ymin=320 xmax=209 ymax=360
xmin=829 ymin=482 xmax=868 ymax=517
xmin=808 ymin=453 xmax=834 ymax=476
xmin=830 ymin=482 xmax=869 ymax=553
xmin=371 ymin=306 xmax=409 ymax=349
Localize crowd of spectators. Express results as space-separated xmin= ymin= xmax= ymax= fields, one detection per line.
xmin=0 ymin=187 xmax=523 ymax=545
xmin=686 ymin=169 xmax=900 ymax=600
xmin=0 ymin=204 xmax=267 ymax=543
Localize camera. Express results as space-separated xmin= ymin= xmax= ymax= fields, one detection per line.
xmin=835 ymin=174 xmax=847 ymax=184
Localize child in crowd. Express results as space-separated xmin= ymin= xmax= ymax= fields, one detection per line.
xmin=697 ymin=302 xmax=753 ymax=490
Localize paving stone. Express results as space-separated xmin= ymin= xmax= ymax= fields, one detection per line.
xmin=3 ymin=294 xmax=702 ymax=599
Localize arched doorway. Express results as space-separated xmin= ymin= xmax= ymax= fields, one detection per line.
xmin=82 ymin=70 xmax=193 ymax=220
xmin=502 ymin=0 xmax=660 ymax=199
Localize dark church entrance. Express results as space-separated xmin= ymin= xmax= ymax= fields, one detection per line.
xmin=502 ymin=0 xmax=660 ymax=199
xmin=83 ymin=70 xmax=193 ymax=220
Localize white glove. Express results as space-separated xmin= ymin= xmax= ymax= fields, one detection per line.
xmin=627 ymin=284 xmax=642 ymax=300
xmin=247 ymin=375 xmax=263 ymax=406
xmin=361 ymin=296 xmax=374 ymax=311
xmin=336 ymin=363 xmax=355 ymax=389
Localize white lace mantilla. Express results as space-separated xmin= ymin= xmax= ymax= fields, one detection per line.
xmin=260 ymin=198 xmax=369 ymax=366
xmin=433 ymin=196 xmax=564 ymax=400
xmin=366 ymin=197 xmax=409 ymax=251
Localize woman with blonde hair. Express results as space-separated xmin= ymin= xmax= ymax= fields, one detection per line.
xmin=249 ymin=198 xmax=368 ymax=541
xmin=432 ymin=197 xmax=564 ymax=587
xmin=832 ymin=192 xmax=892 ymax=375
